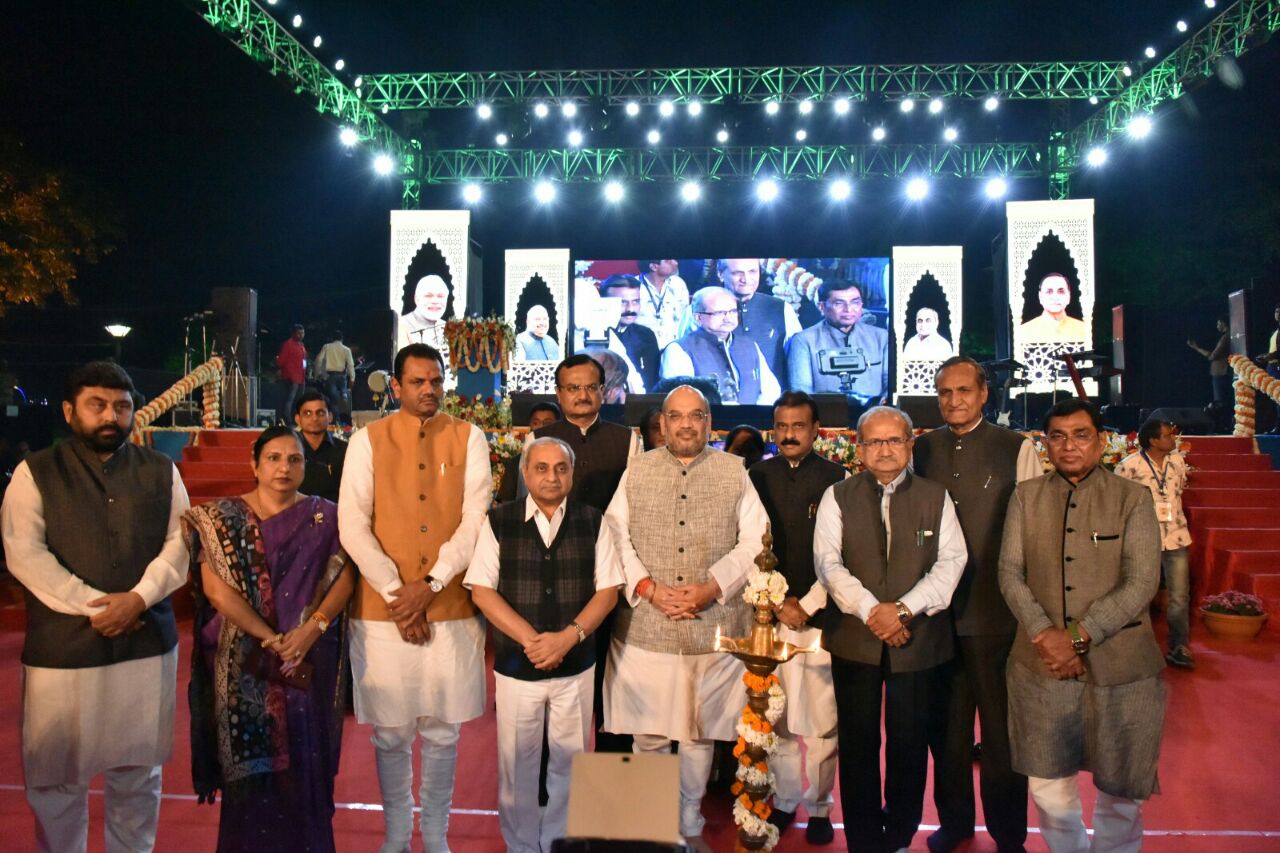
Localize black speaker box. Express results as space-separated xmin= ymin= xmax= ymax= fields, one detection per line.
xmin=209 ymin=287 xmax=257 ymax=375
xmin=1143 ymin=406 xmax=1216 ymax=435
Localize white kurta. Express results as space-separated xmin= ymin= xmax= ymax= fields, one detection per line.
xmin=1 ymin=461 xmax=191 ymax=787
xmin=338 ymin=418 xmax=493 ymax=727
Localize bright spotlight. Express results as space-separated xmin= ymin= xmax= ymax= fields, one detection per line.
xmin=943 ymin=126 xmax=959 ymax=142
xmin=381 ymin=105 xmax=389 ymax=115
xmin=291 ymin=14 xmax=302 ymax=27
xmin=567 ymin=130 xmax=584 ymax=147
xmin=984 ymin=96 xmax=999 ymax=111
xmin=680 ymin=181 xmax=702 ymax=202
xmin=833 ymin=97 xmax=851 ymax=115
xmin=906 ymin=177 xmax=929 ymax=201
xmin=1122 ymin=64 xmax=1133 ymax=77
xmin=625 ymin=102 xmax=640 ymax=117
xmin=929 ymin=98 xmax=944 ymax=114
xmin=266 ymin=0 xmax=277 ymax=4
xmin=534 ymin=103 xmax=549 ymax=119
xmin=1089 ymin=95 xmax=1099 ymax=105
xmin=477 ymin=103 xmax=492 ymax=120
xmin=561 ymin=102 xmax=578 ymax=118
xmin=604 ymin=181 xmax=626 ymax=203
xmin=1127 ymin=114 xmax=1153 ymax=138
xmin=1086 ymin=147 xmax=1108 ymax=167
xmin=984 ymin=177 xmax=1008 ymax=199
xmin=871 ymin=126 xmax=887 ymax=141
xmin=765 ymin=100 xmax=780 ymax=115
xmin=354 ymin=76 xmax=363 ymax=88
xmin=687 ymin=101 xmax=703 ymax=117
xmin=338 ymin=127 xmax=359 ymax=147
xmin=1144 ymin=46 xmax=1157 ymax=59
xmin=829 ymin=178 xmax=852 ymax=201
xmin=313 ymin=35 xmax=322 ymax=48
xmin=716 ymin=128 xmax=730 ymax=144
xmin=495 ymin=132 xmax=509 ymax=146
xmin=462 ymin=184 xmax=483 ymax=204
xmin=646 ymin=129 xmax=661 ymax=145
xmin=334 ymin=59 xmax=345 ymax=71
xmin=1205 ymin=0 xmax=1216 ymax=7
xmin=534 ymin=181 xmax=556 ymax=204
xmin=795 ymin=129 xmax=808 ymax=142
xmin=900 ymin=99 xmax=915 ymax=113
xmin=373 ymin=153 xmax=394 ymax=176
xmin=798 ymin=100 xmax=814 ymax=115
xmin=756 ymin=179 xmax=779 ymax=202
xmin=659 ymin=100 xmax=675 ymax=117
xmin=1177 ymin=20 xmax=1188 ymax=32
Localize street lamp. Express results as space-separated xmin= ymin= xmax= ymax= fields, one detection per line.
xmin=105 ymin=324 xmax=131 ymax=362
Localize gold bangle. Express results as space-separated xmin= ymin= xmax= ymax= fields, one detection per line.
xmin=310 ymin=612 xmax=330 ymax=634
xmin=262 ymin=633 xmax=284 ymax=648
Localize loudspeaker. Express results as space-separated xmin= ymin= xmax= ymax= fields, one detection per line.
xmin=1143 ymin=406 xmax=1216 ymax=435
xmin=897 ymin=395 xmax=944 ymax=429
xmin=209 ymin=287 xmax=258 ymax=375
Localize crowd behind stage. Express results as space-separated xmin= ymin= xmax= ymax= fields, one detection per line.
xmin=0 ymin=346 xmax=1225 ymax=853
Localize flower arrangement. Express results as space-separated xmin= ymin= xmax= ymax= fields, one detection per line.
xmin=1201 ymin=590 xmax=1265 ymax=617
xmin=1228 ymin=354 xmax=1280 ymax=436
xmin=444 ymin=315 xmax=514 ymax=373
xmin=487 ymin=429 xmax=527 ymax=495
xmin=442 ymin=392 xmax=512 ymax=431
xmin=730 ymin=671 xmax=787 ymax=850
xmin=743 ymin=570 xmax=788 ymax=609
xmin=812 ymin=429 xmax=862 ymax=473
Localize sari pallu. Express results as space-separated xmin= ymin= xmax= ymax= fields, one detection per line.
xmin=183 ymin=495 xmax=349 ymax=853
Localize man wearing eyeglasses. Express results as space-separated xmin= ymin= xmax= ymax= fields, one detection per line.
xmin=998 ymin=399 xmax=1165 ymax=853
xmin=718 ymin=258 xmax=801 ymax=389
xmin=814 ymin=405 xmax=966 ymax=853
xmin=603 ymin=385 xmax=769 ymax=852
xmin=660 ymin=286 xmax=780 ymax=404
xmin=787 ymin=279 xmax=890 ymax=405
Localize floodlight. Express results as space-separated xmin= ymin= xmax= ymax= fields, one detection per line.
xmin=313 ymin=35 xmax=322 ymax=48
xmin=829 ymin=179 xmax=852 ymax=201
xmin=928 ymin=98 xmax=944 ymax=114
xmin=477 ymin=104 xmax=492 ymax=120
xmin=687 ymin=101 xmax=703 ymax=117
xmin=646 ymin=129 xmax=661 ymax=144
xmin=984 ymin=96 xmax=999 ymax=111
xmin=354 ymin=76 xmax=363 ymax=88
xmin=534 ymin=181 xmax=556 ymax=204
xmin=833 ymin=97 xmax=851 ymax=115
xmin=765 ymin=100 xmax=780 ymax=115
xmin=534 ymin=103 xmax=549 ymax=119
xmin=1122 ymin=65 xmax=1133 ymax=77
xmin=906 ymin=177 xmax=929 ymax=200
xmin=380 ymin=105 xmax=389 ymax=115
xmin=495 ymin=132 xmax=509 ymax=146
xmin=339 ymin=127 xmax=359 ymax=147
xmin=900 ymin=100 xmax=915 ymax=113
xmin=604 ymin=181 xmax=626 ymax=203
xmin=334 ymin=59 xmax=345 ymax=71
xmin=561 ymin=102 xmax=578 ymax=118
xmin=680 ymin=182 xmax=701 ymax=202
xmin=659 ymin=100 xmax=675 ymax=117
xmin=1177 ymin=20 xmax=1188 ymax=32
xmin=795 ymin=129 xmax=808 ymax=142
xmin=871 ymin=126 xmax=887 ymax=141
xmin=716 ymin=128 xmax=730 ymax=143
xmin=798 ymin=100 xmax=813 ymax=115
xmin=625 ymin=102 xmax=640 ymax=117
xmin=567 ymin=130 xmax=584 ymax=147
xmin=292 ymin=14 xmax=302 ymax=27
xmin=1089 ymin=95 xmax=1099 ymax=105
xmin=1205 ymin=0 xmax=1216 ymax=7
xmin=1086 ymin=147 xmax=1108 ymax=167
xmin=462 ymin=184 xmax=482 ymax=204
xmin=984 ymin=177 xmax=1008 ymax=199
xmin=1144 ymin=46 xmax=1157 ymax=59
xmin=373 ymin=154 xmax=395 ymax=176
xmin=1127 ymin=114 xmax=1153 ymax=138
xmin=943 ymin=127 xmax=958 ymax=142
xmin=756 ymin=179 xmax=779 ymax=202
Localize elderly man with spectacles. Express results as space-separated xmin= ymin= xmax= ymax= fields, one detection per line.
xmin=814 ymin=405 xmax=966 ymax=852
xmin=659 ymin=286 xmax=780 ymax=404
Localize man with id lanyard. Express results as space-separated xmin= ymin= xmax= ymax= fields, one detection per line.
xmin=1115 ymin=419 xmax=1194 ymax=669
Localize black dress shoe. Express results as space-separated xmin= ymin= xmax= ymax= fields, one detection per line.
xmin=927 ymin=828 xmax=975 ymax=853
xmin=768 ymin=808 xmax=795 ymax=833
xmin=805 ymin=816 xmax=835 ymax=845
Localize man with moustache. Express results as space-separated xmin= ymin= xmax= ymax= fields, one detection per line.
xmin=635 ymin=258 xmax=690 ymax=350
xmin=787 ymin=279 xmax=890 ymax=404
xmin=901 ymin=307 xmax=954 ymax=361
xmin=339 ymin=343 xmax=493 ymax=853
xmin=999 ymin=399 xmax=1165 ymax=853
xmin=601 ymin=275 xmax=660 ymax=392
xmin=661 ymin=286 xmax=781 ymax=405
xmin=913 ymin=357 xmax=1042 ymax=853
xmin=748 ymin=391 xmax=846 ymax=845
xmin=515 ymin=305 xmax=561 ymax=362
xmin=815 ymin=406 xmax=966 ymax=853
xmin=604 ymin=385 xmax=769 ymax=851
xmin=1 ymin=362 xmax=191 ymax=852
xmin=294 ymin=389 xmax=347 ymax=503
xmin=718 ymin=258 xmax=801 ymax=389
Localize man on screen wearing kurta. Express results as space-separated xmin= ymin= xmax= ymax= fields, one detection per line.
xmin=603 ymin=384 xmax=769 ymax=851
xmin=1018 ymin=274 xmax=1088 ymax=343
xmin=999 ymin=399 xmax=1165 ymax=853
xmin=338 ymin=343 xmax=492 ymax=853
xmin=1 ymin=361 xmax=191 ymax=853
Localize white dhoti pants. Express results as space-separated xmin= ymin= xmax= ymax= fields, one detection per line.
xmin=772 ymin=625 xmax=838 ymax=818
xmin=494 ymin=667 xmax=595 ymax=853
xmin=371 ymin=717 xmax=462 ymax=853
xmin=27 ymin=765 xmax=162 ymax=853
xmin=1029 ymin=775 xmax=1145 ymax=853
xmin=633 ymin=734 xmax=716 ymax=839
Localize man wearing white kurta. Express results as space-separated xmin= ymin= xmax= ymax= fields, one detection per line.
xmin=1 ymin=362 xmax=189 ymax=853
xmin=338 ymin=343 xmax=492 ymax=853
xmin=603 ymin=385 xmax=769 ymax=849
xmin=466 ymin=437 xmax=624 ymax=852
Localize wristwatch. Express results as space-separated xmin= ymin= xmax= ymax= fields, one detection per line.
xmin=894 ymin=601 xmax=913 ymax=624
xmin=1069 ymin=622 xmax=1090 ymax=655
xmin=426 ymin=576 xmax=444 ymax=594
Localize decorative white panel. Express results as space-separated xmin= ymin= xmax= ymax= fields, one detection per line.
xmin=505 ymin=248 xmax=570 ymax=372
xmin=1007 ymin=200 xmax=1096 ymax=396
xmin=508 ymin=361 xmax=557 ymax=394
xmin=892 ymin=245 xmax=963 ymax=397
xmin=389 ymin=210 xmax=470 ymax=390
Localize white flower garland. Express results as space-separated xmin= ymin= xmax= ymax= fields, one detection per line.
xmin=766 ymin=258 xmax=824 ymax=313
xmin=766 ymin=683 xmax=786 ymax=722
xmin=733 ymin=799 xmax=781 ymax=847
xmin=743 ymin=570 xmax=788 ymax=608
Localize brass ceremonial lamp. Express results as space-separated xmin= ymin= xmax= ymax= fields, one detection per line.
xmin=713 ymin=526 xmax=820 ymax=852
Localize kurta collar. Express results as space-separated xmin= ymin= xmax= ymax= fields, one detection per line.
xmin=524 ymin=495 xmax=567 ymax=524
xmin=1054 ymin=464 xmax=1101 ymax=491
xmin=876 ymin=467 xmax=910 ymax=495
xmin=662 ymin=445 xmax=714 ymax=470
xmin=949 ymin=418 xmax=988 ymax=438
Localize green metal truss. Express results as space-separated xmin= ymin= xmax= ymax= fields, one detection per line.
xmin=359 ymin=62 xmax=1129 ymax=110
xmin=1051 ymin=0 xmax=1280 ymax=198
xmin=186 ymin=0 xmax=418 ymax=173
xmin=411 ymin=143 xmax=1044 ymax=185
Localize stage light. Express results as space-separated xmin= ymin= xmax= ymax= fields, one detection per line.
xmin=291 ymin=14 xmax=302 ymax=27
xmin=687 ymin=101 xmax=703 ymax=117
xmin=833 ymin=97 xmax=851 ymax=115
xmin=829 ymin=178 xmax=852 ymax=201
xmin=765 ymin=100 xmax=780 ymax=115
xmin=381 ymin=105 xmax=389 ymax=115
xmin=984 ymin=177 xmax=1008 ymax=199
xmin=354 ymin=76 xmax=363 ymax=88
xmin=339 ymin=127 xmax=359 ymax=147
xmin=680 ymin=181 xmax=702 ymax=202
xmin=534 ymin=181 xmax=556 ymax=204
xmin=604 ymin=181 xmax=626 ymax=203
xmin=795 ymin=129 xmax=808 ymax=142
xmin=1086 ymin=147 xmax=1108 ymax=167
xmin=900 ymin=99 xmax=915 ymax=113
xmin=716 ymin=128 xmax=730 ymax=143
xmin=984 ymin=96 xmax=999 ymax=111
xmin=659 ymin=100 xmax=675 ymax=117
xmin=872 ymin=126 xmax=887 ymax=141
xmin=477 ymin=103 xmax=492 ymax=120
xmin=1122 ymin=64 xmax=1133 ymax=77
xmin=625 ymin=102 xmax=640 ymax=117
xmin=943 ymin=126 xmax=958 ymax=142
xmin=373 ymin=153 xmax=394 ymax=176
xmin=266 ymin=0 xmax=277 ymax=5
xmin=756 ymin=179 xmax=779 ymax=202
xmin=1205 ymin=0 xmax=1216 ymax=7
xmin=561 ymin=102 xmax=578 ymax=118
xmin=534 ymin=103 xmax=549 ymax=119
xmin=335 ymin=59 xmax=345 ymax=71
xmin=313 ymin=35 xmax=322 ymax=48
xmin=1127 ymin=114 xmax=1153 ymax=138
xmin=906 ymin=177 xmax=929 ymax=201
xmin=567 ymin=130 xmax=584 ymax=147
xmin=929 ymin=98 xmax=944 ymax=114
xmin=1089 ymin=95 xmax=1099 ymax=105
xmin=1144 ymin=46 xmax=1156 ymax=59
xmin=646 ymin=129 xmax=661 ymax=145
xmin=1177 ymin=20 xmax=1188 ymax=32
xmin=495 ymin=132 xmax=509 ymax=146
xmin=462 ymin=184 xmax=483 ymax=204
xmin=798 ymin=99 xmax=814 ymax=115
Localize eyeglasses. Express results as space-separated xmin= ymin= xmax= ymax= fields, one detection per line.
xmin=663 ymin=411 xmax=708 ymax=423
xmin=1046 ymin=430 xmax=1098 ymax=447
xmin=695 ymin=310 xmax=737 ymax=320
xmin=861 ymin=436 xmax=910 ymax=449
xmin=557 ymin=383 xmax=602 ymax=394
xmin=824 ymin=298 xmax=863 ymax=310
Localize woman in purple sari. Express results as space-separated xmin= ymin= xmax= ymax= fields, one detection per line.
xmin=183 ymin=426 xmax=355 ymax=852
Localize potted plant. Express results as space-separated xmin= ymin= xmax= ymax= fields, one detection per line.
xmin=1200 ymin=590 xmax=1268 ymax=640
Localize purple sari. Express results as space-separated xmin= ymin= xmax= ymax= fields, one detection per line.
xmin=184 ymin=495 xmax=348 ymax=853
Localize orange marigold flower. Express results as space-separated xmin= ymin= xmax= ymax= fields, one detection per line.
xmin=754 ymin=762 xmax=768 ymax=774
xmin=730 ymin=781 xmax=744 ymax=796
xmin=739 ymin=754 xmax=752 ymax=766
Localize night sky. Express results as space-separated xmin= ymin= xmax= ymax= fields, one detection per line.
xmin=2 ymin=0 xmax=1277 ymax=400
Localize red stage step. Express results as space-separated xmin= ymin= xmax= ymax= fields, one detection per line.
xmin=1183 ymin=488 xmax=1280 ymax=509
xmin=1184 ymin=453 xmax=1273 ymax=471
xmin=1180 ymin=435 xmax=1256 ymax=454
xmin=195 ymin=429 xmax=261 ymax=448
xmin=177 ymin=430 xmax=263 ymax=505
xmin=182 ymin=445 xmax=254 ymax=464
xmin=1187 ymin=470 xmax=1280 ymax=488
xmin=1185 ymin=507 xmax=1280 ymax=528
